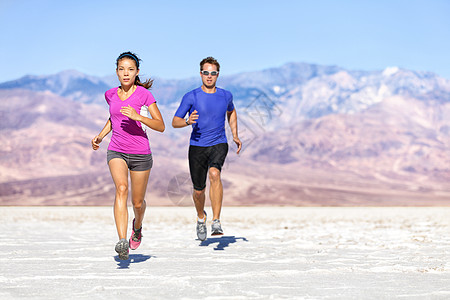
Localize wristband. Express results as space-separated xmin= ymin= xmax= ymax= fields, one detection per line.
xmin=185 ymin=118 xmax=190 ymax=126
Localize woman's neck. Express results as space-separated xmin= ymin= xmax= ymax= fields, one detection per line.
xmin=120 ymin=84 xmax=136 ymax=94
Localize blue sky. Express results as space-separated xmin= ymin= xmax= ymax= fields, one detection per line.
xmin=0 ymin=0 xmax=449 ymax=82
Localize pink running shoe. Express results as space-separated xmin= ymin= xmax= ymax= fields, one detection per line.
xmin=129 ymin=218 xmax=142 ymax=250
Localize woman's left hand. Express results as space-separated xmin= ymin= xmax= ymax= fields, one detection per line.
xmin=120 ymin=105 xmax=140 ymax=121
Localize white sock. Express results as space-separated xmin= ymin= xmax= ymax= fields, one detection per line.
xmin=198 ymin=216 xmax=206 ymax=223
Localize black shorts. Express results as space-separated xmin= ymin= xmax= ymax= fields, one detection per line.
xmin=189 ymin=143 xmax=229 ymax=191
xmin=107 ymin=150 xmax=153 ymax=171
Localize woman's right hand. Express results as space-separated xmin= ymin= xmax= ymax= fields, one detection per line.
xmin=91 ymin=135 xmax=102 ymax=150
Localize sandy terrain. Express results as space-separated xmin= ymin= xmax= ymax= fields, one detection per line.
xmin=0 ymin=206 xmax=449 ymax=299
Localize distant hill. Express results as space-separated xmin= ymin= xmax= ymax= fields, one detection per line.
xmin=0 ymin=62 xmax=449 ymax=206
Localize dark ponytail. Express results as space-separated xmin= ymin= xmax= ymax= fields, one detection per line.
xmin=116 ymin=51 xmax=154 ymax=90
xmin=135 ymin=76 xmax=154 ymax=90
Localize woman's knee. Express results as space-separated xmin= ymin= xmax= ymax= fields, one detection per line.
xmin=116 ymin=183 xmax=128 ymax=196
xmin=132 ymin=198 xmax=146 ymax=209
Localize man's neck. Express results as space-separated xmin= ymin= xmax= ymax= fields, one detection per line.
xmin=201 ymin=85 xmax=216 ymax=94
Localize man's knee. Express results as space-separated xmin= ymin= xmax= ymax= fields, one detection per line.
xmin=209 ymin=168 xmax=221 ymax=182
xmin=193 ymin=188 xmax=205 ymax=198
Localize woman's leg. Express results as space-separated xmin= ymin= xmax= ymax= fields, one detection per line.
xmin=130 ymin=169 xmax=151 ymax=230
xmin=108 ymin=158 xmax=129 ymax=240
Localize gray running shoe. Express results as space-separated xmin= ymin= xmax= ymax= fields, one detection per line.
xmin=211 ymin=219 xmax=224 ymax=236
xmin=196 ymin=210 xmax=207 ymax=241
xmin=115 ymin=238 xmax=129 ymax=260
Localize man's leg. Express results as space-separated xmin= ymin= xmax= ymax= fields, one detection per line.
xmin=208 ymin=143 xmax=229 ymax=221
xmin=193 ymin=188 xmax=206 ymax=220
xmin=189 ymin=145 xmax=208 ymax=219
xmin=209 ymin=167 xmax=223 ymax=220
xmin=189 ymin=145 xmax=209 ymax=240
xmin=193 ymin=188 xmax=207 ymax=240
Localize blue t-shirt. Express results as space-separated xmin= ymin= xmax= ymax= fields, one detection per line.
xmin=174 ymin=87 xmax=235 ymax=147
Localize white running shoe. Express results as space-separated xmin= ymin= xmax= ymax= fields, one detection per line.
xmin=211 ymin=219 xmax=224 ymax=236
xmin=196 ymin=210 xmax=207 ymax=241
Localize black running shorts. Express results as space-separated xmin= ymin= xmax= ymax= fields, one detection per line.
xmin=188 ymin=143 xmax=229 ymax=191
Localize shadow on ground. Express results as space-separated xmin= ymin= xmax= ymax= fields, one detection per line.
xmin=200 ymin=236 xmax=248 ymax=250
xmin=114 ymin=253 xmax=154 ymax=269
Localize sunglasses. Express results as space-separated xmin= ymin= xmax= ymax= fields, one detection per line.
xmin=201 ymin=70 xmax=219 ymax=76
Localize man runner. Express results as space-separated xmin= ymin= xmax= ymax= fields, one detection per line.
xmin=172 ymin=56 xmax=242 ymax=241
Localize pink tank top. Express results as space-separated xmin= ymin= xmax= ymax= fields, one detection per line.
xmin=105 ymin=86 xmax=156 ymax=154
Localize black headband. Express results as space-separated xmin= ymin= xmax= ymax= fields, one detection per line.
xmin=118 ymin=53 xmax=139 ymax=67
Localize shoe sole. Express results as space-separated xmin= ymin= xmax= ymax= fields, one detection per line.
xmin=117 ymin=251 xmax=129 ymax=260
xmin=197 ymin=224 xmax=207 ymax=241
xmin=115 ymin=240 xmax=129 ymax=260
xmin=211 ymin=231 xmax=224 ymax=236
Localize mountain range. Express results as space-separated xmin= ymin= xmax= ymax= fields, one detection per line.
xmin=0 ymin=62 xmax=449 ymax=206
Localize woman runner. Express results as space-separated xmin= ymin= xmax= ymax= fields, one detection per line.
xmin=91 ymin=52 xmax=165 ymax=260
